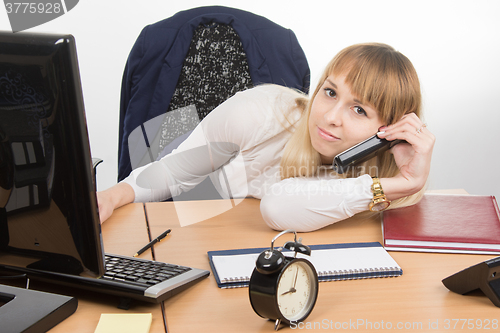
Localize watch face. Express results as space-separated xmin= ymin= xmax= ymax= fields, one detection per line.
xmin=371 ymin=201 xmax=390 ymax=212
xmin=276 ymin=259 xmax=318 ymax=323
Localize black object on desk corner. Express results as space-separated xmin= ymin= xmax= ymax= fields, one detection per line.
xmin=0 ymin=284 xmax=77 ymax=333
xmin=442 ymin=256 xmax=500 ymax=307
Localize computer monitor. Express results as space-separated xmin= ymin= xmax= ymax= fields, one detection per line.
xmin=0 ymin=31 xmax=105 ymax=279
xmin=0 ymin=33 xmax=211 ymax=315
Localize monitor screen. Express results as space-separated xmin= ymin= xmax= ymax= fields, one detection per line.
xmin=0 ymin=32 xmax=105 ymax=278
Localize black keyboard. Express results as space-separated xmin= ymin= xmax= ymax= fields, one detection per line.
xmin=101 ymin=254 xmax=193 ymax=288
xmin=86 ymin=253 xmax=210 ymax=303
xmin=6 ymin=253 xmax=210 ymax=305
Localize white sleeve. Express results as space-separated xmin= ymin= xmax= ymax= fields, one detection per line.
xmin=121 ymin=141 xmax=239 ymax=202
xmin=121 ymin=85 xmax=294 ymax=202
xmin=260 ymin=174 xmax=373 ymax=232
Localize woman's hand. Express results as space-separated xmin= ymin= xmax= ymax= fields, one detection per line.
xmin=96 ymin=182 xmax=136 ymax=223
xmin=96 ymin=191 xmax=115 ymax=223
xmin=377 ymin=113 xmax=435 ymax=200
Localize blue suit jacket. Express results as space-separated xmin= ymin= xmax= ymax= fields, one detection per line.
xmin=118 ymin=6 xmax=310 ymax=181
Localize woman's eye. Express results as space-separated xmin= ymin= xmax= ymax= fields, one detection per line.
xmin=324 ymin=88 xmax=336 ymax=98
xmin=351 ymin=106 xmax=367 ymax=116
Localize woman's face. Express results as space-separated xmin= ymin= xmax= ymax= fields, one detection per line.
xmin=309 ymin=74 xmax=385 ymax=164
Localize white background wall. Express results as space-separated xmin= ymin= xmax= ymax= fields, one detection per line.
xmin=1 ymin=0 xmax=499 ymax=200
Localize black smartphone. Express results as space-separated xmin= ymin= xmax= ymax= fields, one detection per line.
xmin=332 ymin=135 xmax=403 ymax=174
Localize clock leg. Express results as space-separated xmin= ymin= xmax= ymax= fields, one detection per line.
xmin=274 ymin=318 xmax=282 ymax=331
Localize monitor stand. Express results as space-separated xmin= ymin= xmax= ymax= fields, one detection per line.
xmin=0 ymin=284 xmax=77 ymax=333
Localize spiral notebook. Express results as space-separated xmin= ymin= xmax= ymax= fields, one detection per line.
xmin=207 ymin=242 xmax=402 ymax=288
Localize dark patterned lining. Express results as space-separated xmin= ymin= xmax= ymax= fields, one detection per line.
xmin=158 ymin=23 xmax=253 ymax=155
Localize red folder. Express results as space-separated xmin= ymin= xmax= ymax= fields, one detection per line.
xmin=382 ymin=194 xmax=500 ymax=254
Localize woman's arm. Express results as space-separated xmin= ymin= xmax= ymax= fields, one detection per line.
xmin=98 ymin=85 xmax=299 ymax=223
xmin=260 ymin=174 xmax=373 ymax=232
xmin=97 ymin=137 xmax=240 ymax=223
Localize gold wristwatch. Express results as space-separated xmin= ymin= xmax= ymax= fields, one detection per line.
xmin=369 ymin=177 xmax=391 ymax=212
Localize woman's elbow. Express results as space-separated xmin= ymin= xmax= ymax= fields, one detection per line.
xmin=260 ymin=192 xmax=286 ymax=230
xmin=259 ymin=193 xmax=321 ymax=232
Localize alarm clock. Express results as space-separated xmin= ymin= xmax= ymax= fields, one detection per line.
xmin=249 ymin=229 xmax=318 ymax=330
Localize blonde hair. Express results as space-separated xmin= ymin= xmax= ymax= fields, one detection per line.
xmin=280 ymin=43 xmax=425 ymax=210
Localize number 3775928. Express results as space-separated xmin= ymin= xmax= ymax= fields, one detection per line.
xmin=5 ymin=2 xmax=62 ymax=14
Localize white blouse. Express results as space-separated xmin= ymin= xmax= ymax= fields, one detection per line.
xmin=122 ymin=85 xmax=373 ymax=232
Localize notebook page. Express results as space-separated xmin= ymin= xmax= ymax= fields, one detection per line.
xmin=307 ymin=246 xmax=400 ymax=272
xmin=212 ymin=253 xmax=259 ymax=281
xmin=211 ymin=245 xmax=400 ymax=282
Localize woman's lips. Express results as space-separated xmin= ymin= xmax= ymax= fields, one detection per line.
xmin=317 ymin=127 xmax=340 ymax=142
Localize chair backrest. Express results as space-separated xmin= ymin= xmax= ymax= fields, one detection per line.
xmin=157 ymin=22 xmax=253 ymax=156
xmin=118 ymin=6 xmax=310 ymax=181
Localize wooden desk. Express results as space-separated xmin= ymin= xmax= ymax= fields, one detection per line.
xmin=143 ymin=199 xmax=499 ymax=332
xmin=43 ymin=195 xmax=499 ymax=332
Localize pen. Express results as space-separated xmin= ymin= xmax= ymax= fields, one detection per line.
xmin=133 ymin=229 xmax=171 ymax=257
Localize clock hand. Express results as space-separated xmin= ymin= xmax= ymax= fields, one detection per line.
xmin=280 ymin=288 xmax=296 ymax=296
xmin=281 ymin=266 xmax=300 ymax=296
xmin=292 ymin=266 xmax=299 ymax=289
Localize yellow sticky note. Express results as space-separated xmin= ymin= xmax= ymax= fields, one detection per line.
xmin=94 ymin=313 xmax=152 ymax=333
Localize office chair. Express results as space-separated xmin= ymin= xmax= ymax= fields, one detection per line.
xmin=118 ymin=6 xmax=310 ymax=183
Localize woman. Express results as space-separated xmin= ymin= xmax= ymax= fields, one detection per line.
xmin=97 ymin=43 xmax=435 ymax=232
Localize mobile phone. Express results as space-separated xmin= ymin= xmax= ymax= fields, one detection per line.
xmin=332 ymin=135 xmax=403 ymax=174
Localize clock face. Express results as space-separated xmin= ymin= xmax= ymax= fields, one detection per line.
xmin=276 ymin=260 xmax=318 ymax=322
